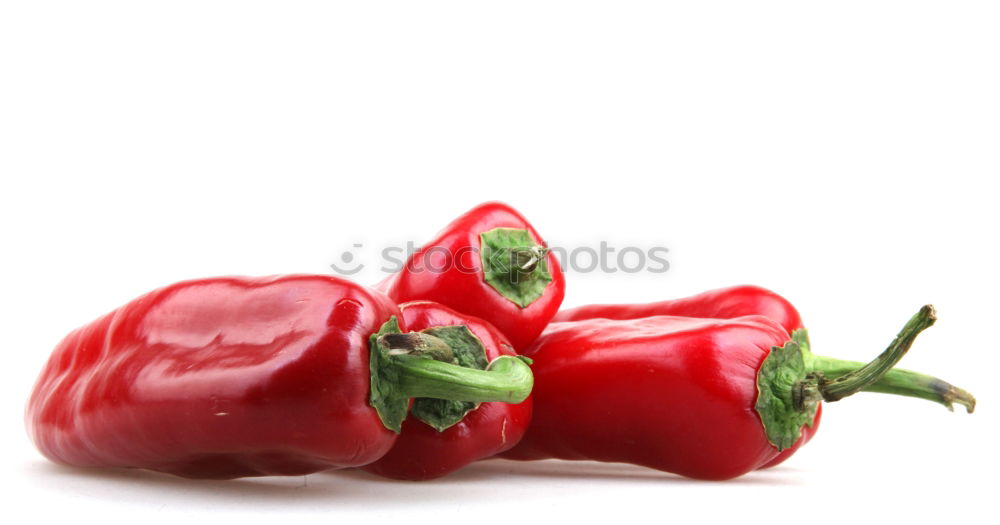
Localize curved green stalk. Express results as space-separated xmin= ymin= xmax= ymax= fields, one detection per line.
xmin=801 ymin=305 xmax=937 ymax=405
xmin=807 ymin=355 xmax=975 ymax=413
xmin=368 ymin=317 xmax=533 ymax=433
xmin=757 ymin=305 xmax=976 ymax=450
xmin=391 ymin=354 xmax=533 ymax=403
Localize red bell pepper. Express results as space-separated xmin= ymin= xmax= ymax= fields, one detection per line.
xmin=504 ymin=306 xmax=975 ymax=480
xmin=377 ymin=202 xmax=565 ymax=350
xmin=26 ymin=275 xmax=533 ymax=479
xmin=362 ymin=301 xmax=532 ymax=480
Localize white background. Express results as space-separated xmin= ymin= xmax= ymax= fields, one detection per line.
xmin=2 ymin=1 xmax=997 ymax=523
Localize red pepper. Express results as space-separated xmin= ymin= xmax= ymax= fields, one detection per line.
xmin=26 ymin=275 xmax=533 ymax=479
xmin=504 ymin=306 xmax=975 ymax=480
xmin=362 ymin=301 xmax=532 ymax=480
xmin=552 ymin=284 xmax=819 ymax=466
xmin=378 ymin=202 xmax=565 ymax=351
xmin=554 ymin=285 xmax=803 ymax=335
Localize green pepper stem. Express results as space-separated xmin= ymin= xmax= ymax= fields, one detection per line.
xmin=369 ymin=322 xmax=534 ymax=433
xmin=757 ymin=306 xmax=974 ymax=450
xmin=822 ymin=305 xmax=936 ymax=401
xmin=807 ymin=355 xmax=976 ymax=413
xmin=509 ymin=246 xmax=549 ymax=275
xmin=381 ymin=331 xmax=532 ymax=403
xmin=795 ymin=305 xmax=974 ymax=411
xmin=379 ymin=333 xmax=455 ymax=362
xmin=389 ymin=354 xmax=533 ymax=403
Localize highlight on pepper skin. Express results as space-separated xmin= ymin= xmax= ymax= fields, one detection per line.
xmin=23 ymin=201 xmax=976 ymax=482
xmin=376 ymin=201 xmax=566 ymax=351
xmin=25 ymin=275 xmax=534 ymax=480
xmin=504 ymin=301 xmax=974 ymax=480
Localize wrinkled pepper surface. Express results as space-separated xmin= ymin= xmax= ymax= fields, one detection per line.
xmin=26 ymin=275 xmax=532 ymax=479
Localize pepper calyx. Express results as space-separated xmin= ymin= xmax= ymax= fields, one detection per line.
xmin=368 ymin=318 xmax=534 ymax=433
xmin=369 ymin=317 xmax=410 ymax=433
xmin=756 ymin=306 xmax=969 ymax=451
xmin=480 ymin=227 xmax=552 ymax=308
xmin=755 ymin=334 xmax=819 ymax=451
xmin=410 ymin=325 xmax=490 ymax=432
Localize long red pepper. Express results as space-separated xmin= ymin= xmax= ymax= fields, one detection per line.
xmin=378 ymin=202 xmax=565 ymax=351
xmin=555 ymin=285 xmax=819 ymax=468
xmin=552 ymin=285 xmax=972 ymax=413
xmin=26 ymin=275 xmax=532 ymax=479
xmin=362 ymin=301 xmax=532 ymax=480
xmin=554 ymin=285 xmax=803 ymax=334
xmin=504 ymin=306 xmax=974 ymax=480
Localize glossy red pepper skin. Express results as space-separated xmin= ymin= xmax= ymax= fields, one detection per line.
xmin=26 ymin=275 xmax=404 ymax=479
xmin=377 ymin=202 xmax=565 ymax=351
xmin=503 ymin=315 xmax=813 ymax=480
xmin=554 ymin=285 xmax=803 ymax=335
xmin=551 ymin=285 xmax=815 ymax=466
xmin=362 ymin=301 xmax=532 ymax=480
